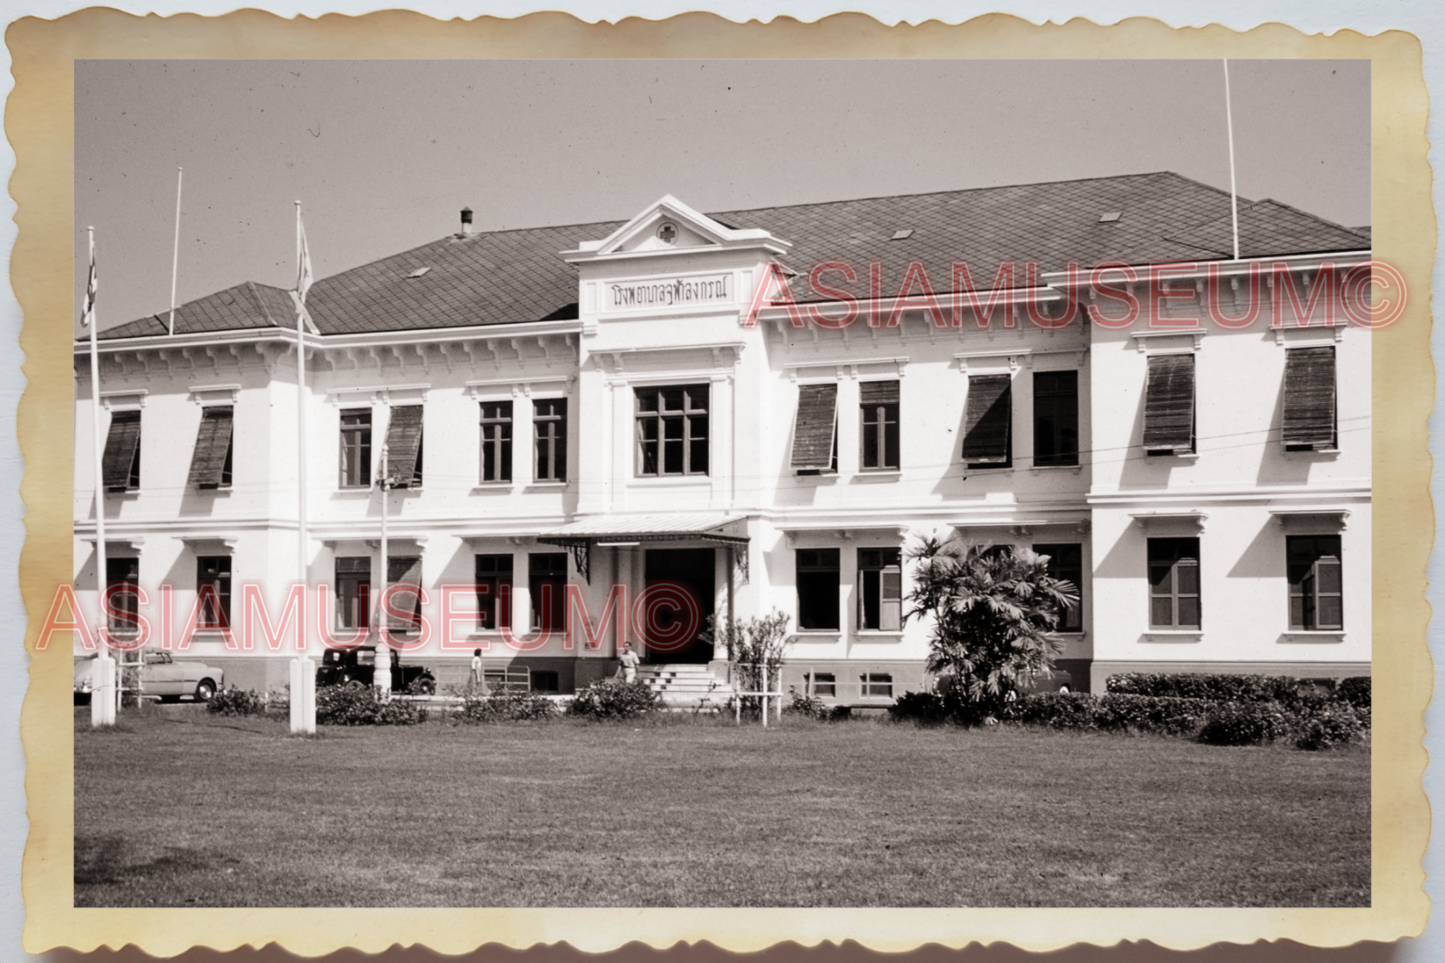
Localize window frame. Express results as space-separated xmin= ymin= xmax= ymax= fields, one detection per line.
xmin=338 ymin=408 xmax=372 ymax=489
xmin=859 ymin=381 xmax=901 ymax=472
xmin=857 ymin=547 xmax=903 ymax=631
xmin=1032 ymin=369 xmax=1079 ymax=468
xmin=1033 ymin=542 xmax=1083 ymax=632
xmin=101 ymin=409 xmax=143 ymax=492
xmin=634 ymin=384 xmax=710 ymax=477
xmin=474 ymin=553 xmax=514 ymax=631
xmin=528 ymin=552 xmax=568 ymax=633
xmin=1287 ymin=535 xmax=1343 ymax=630
xmin=796 ymin=548 xmax=841 ymax=631
xmin=479 ymin=400 xmax=514 ymax=484
xmin=533 ymin=397 xmax=568 ymax=483
xmin=104 ymin=557 xmax=142 ymax=638
xmin=335 ymin=556 xmax=371 ymax=631
xmin=1147 ymin=537 xmax=1201 ymax=629
xmin=195 ymin=555 xmax=232 ymax=630
xmin=860 ymin=672 xmax=894 ymax=698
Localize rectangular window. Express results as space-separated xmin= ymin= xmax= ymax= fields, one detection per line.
xmin=474 ymin=554 xmax=514 ymax=631
xmin=1282 ymin=346 xmax=1338 ymax=451
xmin=484 ymin=665 xmax=531 ymax=693
xmin=796 ymin=548 xmax=841 ymax=630
xmin=791 ymin=383 xmax=838 ymax=474
xmin=635 ymin=384 xmax=709 ymax=476
xmin=533 ymin=398 xmax=568 ymax=482
xmin=188 ymin=406 xmax=235 ymax=490
xmin=859 ymin=381 xmax=900 ymax=471
xmin=104 ymin=557 xmax=141 ymax=637
xmin=1148 ymin=538 xmax=1201 ymax=629
xmin=857 ymin=548 xmax=902 ymax=631
xmin=480 ymin=401 xmax=513 ymax=483
xmin=807 ymin=671 xmax=836 ymax=698
xmin=861 ymin=672 xmax=894 ymax=698
xmin=383 ymin=405 xmax=424 ymax=489
xmin=339 ymin=409 xmax=372 ymax=488
xmin=1287 ymin=535 xmax=1343 ymax=630
xmin=1032 ymin=370 xmax=1079 ymax=467
xmin=962 ymin=374 xmax=1012 ymax=467
xmin=1033 ymin=542 xmax=1083 ymax=632
xmin=196 ymin=556 xmax=232 ymax=630
xmin=386 ymin=556 xmax=423 ymax=632
xmin=529 ymin=553 xmax=568 ymax=632
xmin=1142 ymin=354 xmax=1196 ymax=454
xmin=336 ymin=556 xmax=371 ymax=630
xmin=530 ymin=670 xmax=560 ymax=693
xmin=101 ymin=410 xmax=142 ymax=492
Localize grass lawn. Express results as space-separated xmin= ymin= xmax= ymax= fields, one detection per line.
xmin=73 ymin=707 xmax=1369 ymax=908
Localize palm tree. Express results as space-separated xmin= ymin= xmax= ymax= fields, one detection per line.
xmin=905 ymin=536 xmax=1080 ymax=722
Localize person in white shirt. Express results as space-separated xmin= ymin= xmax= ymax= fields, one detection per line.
xmin=469 ymin=648 xmax=484 ymax=692
xmin=618 ymin=642 xmax=640 ymax=683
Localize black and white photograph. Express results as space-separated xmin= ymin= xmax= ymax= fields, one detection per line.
xmin=65 ymin=55 xmax=1378 ymax=914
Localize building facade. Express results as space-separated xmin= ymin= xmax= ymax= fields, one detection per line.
xmin=74 ymin=172 xmax=1372 ymax=699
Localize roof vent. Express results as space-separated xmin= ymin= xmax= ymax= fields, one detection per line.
xmin=407 ymin=267 xmax=431 ymax=279
xmin=1099 ymin=212 xmax=1122 ymax=223
xmin=891 ymin=229 xmax=914 ymax=240
xmin=460 ymin=207 xmax=474 ymax=236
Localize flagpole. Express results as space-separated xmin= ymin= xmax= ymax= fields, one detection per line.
xmin=1223 ymin=59 xmax=1241 ymax=261
xmin=167 ymin=167 xmax=183 ymax=336
xmin=86 ymin=226 xmax=115 ymax=726
xmin=290 ymin=201 xmax=316 ymax=734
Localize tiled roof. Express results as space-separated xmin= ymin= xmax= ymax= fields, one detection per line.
xmin=96 ymin=172 xmax=1370 ymax=340
xmin=100 ymin=281 xmax=296 ymax=340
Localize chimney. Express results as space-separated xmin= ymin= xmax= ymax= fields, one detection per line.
xmin=460 ymin=207 xmax=474 ymax=236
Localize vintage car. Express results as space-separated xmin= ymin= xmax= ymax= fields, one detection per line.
xmin=315 ymin=646 xmax=437 ymax=694
xmin=73 ymin=651 xmax=225 ymax=703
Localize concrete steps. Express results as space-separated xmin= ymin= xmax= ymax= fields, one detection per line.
xmin=636 ymin=664 xmax=735 ymax=709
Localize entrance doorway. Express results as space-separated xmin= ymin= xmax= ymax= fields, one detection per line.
xmin=641 ymin=548 xmax=716 ymax=664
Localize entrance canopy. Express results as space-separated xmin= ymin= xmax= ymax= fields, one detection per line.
xmin=538 ymin=512 xmax=749 ymax=583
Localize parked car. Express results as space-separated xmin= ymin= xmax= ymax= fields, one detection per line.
xmin=73 ymin=651 xmax=224 ymax=703
xmin=315 ymin=646 xmax=437 ymax=694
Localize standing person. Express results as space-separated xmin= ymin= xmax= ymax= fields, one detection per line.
xmin=618 ymin=642 xmax=640 ymax=684
xmin=374 ymin=641 xmax=392 ymax=702
xmin=469 ymin=648 xmax=484 ymax=692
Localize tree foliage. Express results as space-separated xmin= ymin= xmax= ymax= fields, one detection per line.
xmin=905 ymin=536 xmax=1079 ymax=721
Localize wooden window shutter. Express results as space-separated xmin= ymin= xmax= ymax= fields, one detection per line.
xmin=100 ymin=411 xmax=142 ymax=490
xmin=187 ymin=406 xmax=234 ymax=489
xmin=383 ymin=405 xmax=424 ymax=488
xmin=385 ymin=556 xmax=424 ymax=629
xmin=790 ymin=383 xmax=838 ymax=472
xmin=962 ymin=374 xmax=1011 ymax=464
xmin=1142 ymin=354 xmax=1195 ymax=453
xmin=1281 ymin=346 xmax=1337 ymax=449
xmin=859 ymin=380 xmax=900 ymax=406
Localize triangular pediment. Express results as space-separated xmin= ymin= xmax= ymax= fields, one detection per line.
xmin=562 ymin=194 xmax=790 ymax=261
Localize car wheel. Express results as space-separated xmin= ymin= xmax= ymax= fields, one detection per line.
xmin=194 ymin=680 xmax=216 ymax=703
xmin=417 ymin=678 xmax=436 ymax=696
xmin=1058 ymin=685 xmax=1071 ymax=695
xmin=342 ymin=679 xmax=365 ymax=691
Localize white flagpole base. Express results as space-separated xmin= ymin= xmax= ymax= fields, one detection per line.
xmin=90 ymin=655 xmax=116 ymax=727
xmin=289 ymin=656 xmax=316 ymax=734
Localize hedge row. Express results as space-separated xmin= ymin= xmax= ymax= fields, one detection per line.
xmin=1105 ymin=672 xmax=1371 ymax=710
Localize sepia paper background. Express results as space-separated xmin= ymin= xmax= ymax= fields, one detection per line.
xmin=10 ymin=10 xmax=1434 ymax=956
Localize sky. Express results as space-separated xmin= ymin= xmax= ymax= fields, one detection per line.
xmin=74 ymin=58 xmax=1370 ymax=333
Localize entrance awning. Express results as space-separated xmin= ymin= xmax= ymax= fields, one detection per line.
xmin=538 ymin=512 xmax=750 ymax=583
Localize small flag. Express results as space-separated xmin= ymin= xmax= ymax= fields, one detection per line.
xmin=296 ymin=216 xmax=314 ymax=304
xmin=81 ymin=245 xmax=97 ymax=328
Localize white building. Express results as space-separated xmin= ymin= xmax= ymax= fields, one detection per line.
xmin=74 ymin=172 xmax=1372 ymax=700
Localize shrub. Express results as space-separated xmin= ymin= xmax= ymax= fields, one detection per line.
xmin=1293 ymin=702 xmax=1368 ymax=751
xmin=1196 ymin=701 xmax=1292 ymax=746
xmin=207 ymin=685 xmax=267 ymax=717
xmin=567 ymin=679 xmax=661 ymax=720
xmin=1106 ymin=672 xmax=1306 ymax=704
xmin=783 ymin=690 xmax=829 ymax=720
xmin=458 ymin=689 xmax=560 ymax=724
xmin=1019 ymin=693 xmax=1212 ymax=737
xmin=315 ymin=684 xmax=425 ymax=726
xmin=1336 ymin=676 xmax=1371 ymax=710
